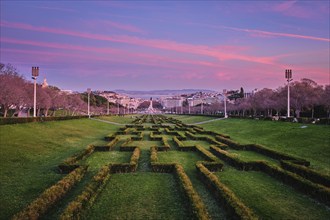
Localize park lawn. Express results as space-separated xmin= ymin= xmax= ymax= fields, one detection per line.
xmin=85 ymin=173 xmax=190 ymax=220
xmin=227 ymin=149 xmax=279 ymax=165
xmin=166 ymin=114 xmax=219 ymax=124
xmin=98 ymin=115 xmax=136 ymax=124
xmin=216 ymin=167 xmax=330 ymax=219
xmin=200 ymin=118 xmax=330 ymax=175
xmin=157 ymin=151 xmax=226 ymax=219
xmin=0 ymin=119 xmax=117 ymax=219
xmin=83 ymin=151 xmax=132 ymax=171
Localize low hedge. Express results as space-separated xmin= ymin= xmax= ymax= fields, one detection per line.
xmin=280 ymin=160 xmax=330 ymax=187
xmin=210 ymin=146 xmax=330 ymax=206
xmin=161 ymin=136 xmax=171 ymax=150
xmin=210 ymin=146 xmax=259 ymax=171
xmin=259 ymin=162 xmax=330 ymax=206
xmin=60 ymin=165 xmax=110 ymax=220
xmin=174 ymin=164 xmax=210 ymax=220
xmin=244 ymin=144 xmax=310 ymax=165
xmin=107 ymin=136 xmax=120 ymax=150
xmin=104 ymin=134 xmax=115 ymax=141
xmin=110 ymin=147 xmax=141 ymax=173
xmin=215 ymin=136 xmax=242 ymax=150
xmin=195 ymin=145 xmax=219 ymax=162
xmin=0 ymin=115 xmax=89 ymax=125
xmin=14 ymin=166 xmax=87 ymax=220
xmin=196 ymin=163 xmax=257 ymax=220
xmin=58 ymin=145 xmax=95 ymax=172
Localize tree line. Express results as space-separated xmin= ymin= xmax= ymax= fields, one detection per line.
xmin=0 ymin=63 xmax=118 ymax=117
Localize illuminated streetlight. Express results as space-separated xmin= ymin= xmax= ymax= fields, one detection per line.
xmin=87 ymin=88 xmax=91 ymax=118
xmin=285 ymin=69 xmax=293 ymax=117
xmin=32 ymin=67 xmax=39 ymax=117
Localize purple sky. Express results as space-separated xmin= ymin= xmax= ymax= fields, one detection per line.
xmin=1 ymin=1 xmax=329 ymax=92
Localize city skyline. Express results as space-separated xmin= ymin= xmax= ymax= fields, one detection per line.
xmin=1 ymin=1 xmax=329 ymax=92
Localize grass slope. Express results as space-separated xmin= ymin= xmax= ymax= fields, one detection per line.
xmin=0 ymin=119 xmax=118 ymax=219
xmin=85 ymin=173 xmax=189 ymax=220
xmin=216 ymin=167 xmax=330 ymax=219
xmin=200 ymin=118 xmax=330 ymax=175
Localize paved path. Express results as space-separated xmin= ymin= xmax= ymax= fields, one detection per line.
xmin=188 ymin=117 xmax=226 ymax=125
xmin=90 ymin=118 xmax=125 ymax=126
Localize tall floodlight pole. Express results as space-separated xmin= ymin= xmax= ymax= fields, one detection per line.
xmin=285 ymin=69 xmax=293 ymax=117
xmin=117 ymin=102 xmax=120 ymax=115
xmin=32 ymin=67 xmax=39 ymax=117
xmin=107 ymin=100 xmax=110 ymax=115
xmin=188 ymin=100 xmax=191 ymax=114
xmin=87 ymin=88 xmax=91 ymax=118
xmin=201 ymin=100 xmax=203 ymax=114
xmin=223 ymin=89 xmax=227 ymax=118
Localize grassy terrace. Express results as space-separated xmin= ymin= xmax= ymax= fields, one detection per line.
xmin=0 ymin=118 xmax=119 ymax=219
xmin=0 ymin=114 xmax=329 ymax=219
xmin=199 ymin=118 xmax=330 ymax=175
xmin=216 ymin=167 xmax=330 ymax=219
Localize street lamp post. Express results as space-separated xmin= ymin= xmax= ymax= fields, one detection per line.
xmin=32 ymin=67 xmax=39 ymax=117
xmin=285 ymin=69 xmax=293 ymax=117
xmin=201 ymin=101 xmax=203 ymax=114
xmin=117 ymin=102 xmax=120 ymax=115
xmin=188 ymin=100 xmax=191 ymax=114
xmin=223 ymin=89 xmax=227 ymax=118
xmin=107 ymin=100 xmax=110 ymax=115
xmin=87 ymin=88 xmax=91 ymax=118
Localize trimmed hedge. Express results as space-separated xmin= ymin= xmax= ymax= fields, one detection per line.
xmin=210 ymin=146 xmax=330 ymax=206
xmin=280 ymin=160 xmax=330 ymax=187
xmin=215 ymin=136 xmax=310 ymax=165
xmin=14 ymin=166 xmax=87 ymax=220
xmin=195 ymin=145 xmax=219 ymax=162
xmin=110 ymin=147 xmax=141 ymax=173
xmin=107 ymin=136 xmax=120 ymax=150
xmin=58 ymin=145 xmax=95 ymax=173
xmin=174 ymin=164 xmax=210 ymax=220
xmin=0 ymin=115 xmax=89 ymax=125
xmin=60 ymin=165 xmax=110 ymax=220
xmin=196 ymin=163 xmax=257 ymax=220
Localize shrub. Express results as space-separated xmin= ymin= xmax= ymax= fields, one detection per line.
xmin=280 ymin=160 xmax=330 ymax=187
xmin=174 ymin=164 xmax=210 ymax=220
xmin=60 ymin=165 xmax=110 ymax=220
xmin=196 ymin=163 xmax=257 ymax=220
xmin=14 ymin=166 xmax=87 ymax=220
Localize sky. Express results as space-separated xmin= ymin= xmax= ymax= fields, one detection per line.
xmin=0 ymin=0 xmax=329 ymax=92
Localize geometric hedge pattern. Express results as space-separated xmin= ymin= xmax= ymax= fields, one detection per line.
xmin=13 ymin=115 xmax=330 ymax=220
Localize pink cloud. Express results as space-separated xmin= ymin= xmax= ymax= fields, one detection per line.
xmin=189 ymin=22 xmax=330 ymax=42
xmin=0 ymin=20 xmax=276 ymax=65
xmin=87 ymin=19 xmax=146 ymax=34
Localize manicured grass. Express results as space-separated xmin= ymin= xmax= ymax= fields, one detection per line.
xmin=227 ymin=149 xmax=279 ymax=165
xmin=98 ymin=115 xmax=136 ymax=124
xmin=182 ymin=140 xmax=211 ymax=148
xmin=0 ymin=119 xmax=117 ymax=219
xmin=166 ymin=114 xmax=219 ymax=124
xmin=84 ymin=151 xmax=131 ymax=171
xmin=85 ymin=173 xmax=190 ymax=220
xmin=200 ymin=118 xmax=330 ymax=175
xmin=215 ymin=167 xmax=330 ymax=219
xmin=129 ymin=141 xmax=162 ymax=150
xmin=158 ymin=151 xmax=226 ymax=219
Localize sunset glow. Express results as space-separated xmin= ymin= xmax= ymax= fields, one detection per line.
xmin=1 ymin=1 xmax=329 ymax=91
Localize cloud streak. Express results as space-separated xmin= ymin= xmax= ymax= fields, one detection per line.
xmin=0 ymin=20 xmax=276 ymax=65
xmin=189 ymin=22 xmax=330 ymax=42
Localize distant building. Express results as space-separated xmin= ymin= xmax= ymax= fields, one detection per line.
xmin=42 ymin=78 xmax=48 ymax=88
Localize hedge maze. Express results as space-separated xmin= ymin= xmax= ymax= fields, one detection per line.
xmin=13 ymin=115 xmax=330 ymax=219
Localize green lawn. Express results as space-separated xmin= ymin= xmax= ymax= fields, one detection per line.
xmin=166 ymin=114 xmax=219 ymax=124
xmin=216 ymin=167 xmax=330 ymax=219
xmin=200 ymin=118 xmax=330 ymax=175
xmin=85 ymin=173 xmax=190 ymax=220
xmin=98 ymin=115 xmax=136 ymax=124
xmin=1 ymin=115 xmax=329 ymax=219
xmin=0 ymin=119 xmax=117 ymax=219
